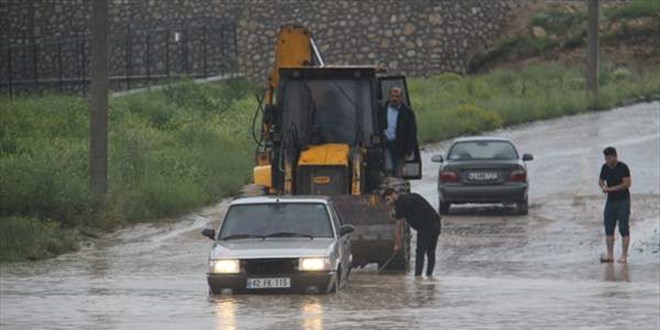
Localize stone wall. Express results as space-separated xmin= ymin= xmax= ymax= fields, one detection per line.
xmin=236 ymin=0 xmax=512 ymax=81
xmin=2 ymin=0 xmax=622 ymax=91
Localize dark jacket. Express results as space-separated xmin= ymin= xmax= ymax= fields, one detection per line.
xmin=379 ymin=101 xmax=418 ymax=157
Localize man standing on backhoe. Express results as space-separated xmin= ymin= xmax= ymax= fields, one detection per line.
xmin=381 ymin=86 xmax=418 ymax=177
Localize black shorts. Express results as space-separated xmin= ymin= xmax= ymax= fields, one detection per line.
xmin=604 ymin=199 xmax=630 ymax=237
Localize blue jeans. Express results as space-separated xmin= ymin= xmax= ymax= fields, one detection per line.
xmin=604 ymin=199 xmax=630 ymax=237
xmin=384 ymin=142 xmax=404 ymax=177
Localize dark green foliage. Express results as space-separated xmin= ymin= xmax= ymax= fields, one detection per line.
xmin=161 ymin=77 xmax=257 ymax=118
xmin=561 ymin=32 xmax=586 ymax=50
xmin=469 ymin=2 xmax=658 ymax=72
xmin=410 ymin=63 xmax=660 ymax=144
xmin=1 ymin=78 xmax=257 ymax=261
xmin=0 ymin=216 xmax=80 ymax=262
xmin=532 ymin=10 xmax=586 ymax=35
xmin=605 ymin=0 xmax=660 ymax=20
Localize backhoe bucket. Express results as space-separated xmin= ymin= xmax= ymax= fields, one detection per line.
xmin=331 ymin=194 xmax=410 ymax=272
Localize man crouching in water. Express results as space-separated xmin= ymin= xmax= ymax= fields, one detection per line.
xmin=383 ymin=188 xmax=441 ymax=276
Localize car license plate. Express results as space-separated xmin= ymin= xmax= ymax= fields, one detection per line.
xmin=246 ymin=277 xmax=291 ymax=289
xmin=468 ymin=171 xmax=498 ymax=181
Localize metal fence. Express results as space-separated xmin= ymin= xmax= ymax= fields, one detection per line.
xmin=1 ymin=20 xmax=238 ymax=97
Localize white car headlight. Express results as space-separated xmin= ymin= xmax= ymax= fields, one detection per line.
xmin=299 ymin=257 xmax=331 ymax=271
xmin=210 ymin=259 xmax=240 ymax=274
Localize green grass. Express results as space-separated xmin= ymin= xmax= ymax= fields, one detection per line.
xmin=2 ymin=64 xmax=659 ymax=262
xmin=605 ymin=0 xmax=660 ymax=20
xmin=531 ymin=9 xmax=586 ymax=36
xmin=469 ymin=9 xmax=587 ymax=69
xmin=471 ymin=2 xmax=659 ymax=70
xmin=1 ymin=77 xmax=258 ymax=261
xmin=0 ymin=216 xmax=80 ymax=262
xmin=468 ymin=36 xmax=559 ymax=71
xmin=409 ymin=63 xmax=660 ymax=144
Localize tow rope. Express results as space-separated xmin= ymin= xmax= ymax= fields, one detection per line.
xmin=377 ymin=251 xmax=399 ymax=273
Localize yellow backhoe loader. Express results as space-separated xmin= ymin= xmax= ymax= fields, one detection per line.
xmin=248 ymin=25 xmax=421 ymax=271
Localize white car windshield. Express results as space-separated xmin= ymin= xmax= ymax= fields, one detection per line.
xmin=448 ymin=141 xmax=518 ymax=160
xmin=219 ymin=203 xmax=333 ymax=239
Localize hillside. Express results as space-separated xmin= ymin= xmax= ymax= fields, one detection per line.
xmin=470 ymin=0 xmax=660 ymax=73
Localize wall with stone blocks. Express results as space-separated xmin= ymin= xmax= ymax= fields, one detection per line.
xmin=4 ymin=0 xmax=623 ymax=87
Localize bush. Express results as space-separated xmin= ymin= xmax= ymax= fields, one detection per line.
xmin=1 ymin=78 xmax=258 ymax=237
xmin=413 ymin=63 xmax=660 ymax=143
xmin=605 ymin=0 xmax=660 ymax=20
xmin=161 ymin=76 xmax=257 ymax=118
xmin=453 ymin=104 xmax=503 ymax=135
xmin=561 ymin=32 xmax=586 ymax=50
xmin=532 ymin=10 xmax=586 ymax=35
xmin=0 ymin=216 xmax=80 ymax=262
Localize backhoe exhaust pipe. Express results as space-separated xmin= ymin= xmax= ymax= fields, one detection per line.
xmin=310 ymin=38 xmax=325 ymax=67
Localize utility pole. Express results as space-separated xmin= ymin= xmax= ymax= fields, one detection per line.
xmin=587 ymin=0 xmax=599 ymax=103
xmin=90 ymin=0 xmax=109 ymax=194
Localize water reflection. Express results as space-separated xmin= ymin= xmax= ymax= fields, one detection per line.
xmin=215 ymin=298 xmax=237 ymax=330
xmin=407 ymin=277 xmax=438 ymax=308
xmin=301 ymin=297 xmax=323 ymax=330
xmin=603 ymin=263 xmax=630 ymax=282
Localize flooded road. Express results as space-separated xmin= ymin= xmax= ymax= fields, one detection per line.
xmin=2 ymin=102 xmax=659 ymax=329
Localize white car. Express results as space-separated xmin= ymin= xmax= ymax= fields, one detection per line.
xmin=202 ymin=196 xmax=354 ymax=294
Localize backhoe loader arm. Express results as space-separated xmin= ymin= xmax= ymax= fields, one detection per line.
xmin=258 ymin=26 xmax=323 ymax=165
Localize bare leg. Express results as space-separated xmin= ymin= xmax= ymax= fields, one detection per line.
xmin=618 ymin=236 xmax=629 ymax=263
xmin=603 ymin=235 xmax=615 ymax=262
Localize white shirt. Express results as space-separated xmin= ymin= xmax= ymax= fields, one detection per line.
xmin=385 ymin=104 xmax=399 ymax=142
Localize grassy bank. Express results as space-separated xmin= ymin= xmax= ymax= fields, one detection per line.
xmin=1 ymin=63 xmax=659 ymax=262
xmin=0 ymin=217 xmax=79 ymax=261
xmin=469 ymin=0 xmax=660 ymax=72
xmin=0 ymin=78 xmax=258 ymax=261
xmin=411 ymin=63 xmax=660 ymax=144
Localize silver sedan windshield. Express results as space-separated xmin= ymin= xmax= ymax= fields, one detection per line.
xmin=219 ymin=203 xmax=333 ymax=239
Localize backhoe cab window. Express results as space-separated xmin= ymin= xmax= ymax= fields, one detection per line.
xmin=280 ymin=79 xmax=374 ymax=146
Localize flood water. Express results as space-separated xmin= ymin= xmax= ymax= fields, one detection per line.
xmin=1 ymin=102 xmax=659 ymax=329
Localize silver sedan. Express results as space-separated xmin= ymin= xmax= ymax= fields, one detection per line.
xmin=431 ymin=137 xmax=533 ymax=215
xmin=202 ymin=196 xmax=354 ymax=294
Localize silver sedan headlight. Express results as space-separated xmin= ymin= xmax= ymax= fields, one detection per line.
xmin=299 ymin=257 xmax=331 ymax=271
xmin=209 ymin=259 xmax=240 ymax=274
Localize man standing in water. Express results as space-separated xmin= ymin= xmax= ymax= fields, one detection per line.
xmin=598 ymin=146 xmax=632 ymax=263
xmin=383 ymin=188 xmax=441 ymax=276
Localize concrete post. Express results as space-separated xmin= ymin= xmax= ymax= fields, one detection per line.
xmin=587 ymin=0 xmax=599 ymax=102
xmin=90 ymin=0 xmax=109 ymax=194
